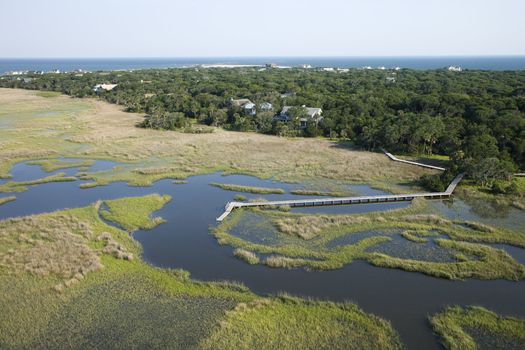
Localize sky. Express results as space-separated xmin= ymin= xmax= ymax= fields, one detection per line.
xmin=1 ymin=0 xmax=524 ymax=58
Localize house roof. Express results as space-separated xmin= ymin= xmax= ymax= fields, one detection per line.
xmin=244 ymin=103 xmax=256 ymax=109
xmin=93 ymin=84 xmax=118 ymax=91
xmin=231 ymin=98 xmax=253 ymax=107
xmin=281 ymin=106 xmax=322 ymax=118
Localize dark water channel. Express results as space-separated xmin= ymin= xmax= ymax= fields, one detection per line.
xmin=1 ymin=161 xmax=524 ymax=350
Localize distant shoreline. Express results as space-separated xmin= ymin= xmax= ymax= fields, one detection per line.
xmin=1 ymin=56 xmax=525 ymax=74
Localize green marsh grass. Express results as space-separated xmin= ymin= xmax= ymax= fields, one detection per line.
xmin=210 ymin=183 xmax=285 ymax=194
xmin=430 ymin=306 xmax=525 ymax=350
xmin=201 ymin=295 xmax=403 ymax=350
xmin=289 ymin=189 xmax=348 ymax=197
xmin=28 ymin=159 xmax=94 ymax=172
xmin=0 ymin=196 xmax=16 ymax=206
xmin=213 ymin=201 xmax=525 ymax=280
xmin=401 ymin=230 xmax=431 ymax=243
xmin=0 ymin=194 xmax=404 ymax=349
xmin=0 ymin=173 xmax=77 ymax=193
xmin=100 ymin=194 xmax=172 ymax=232
xmin=233 ymin=249 xmax=259 ymax=265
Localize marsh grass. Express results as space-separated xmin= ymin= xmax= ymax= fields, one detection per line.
xmin=214 ymin=201 xmax=525 ymax=279
xmin=0 ymin=172 xmax=77 ymax=193
xmin=430 ymin=306 xmax=525 ymax=350
xmin=233 ymin=249 xmax=259 ymax=265
xmin=290 ymin=189 xmax=348 ymax=197
xmin=0 ymin=214 xmax=102 ymax=292
xmin=368 ymin=239 xmax=525 ymax=280
xmin=0 ymin=89 xmax=432 ymax=192
xmin=401 ymin=230 xmax=431 ymax=243
xmin=210 ymin=183 xmax=285 ymax=194
xmin=0 ymin=196 xmax=253 ymax=349
xmin=79 ymin=182 xmax=99 ymax=189
xmin=100 ymin=194 xmax=171 ymax=232
xmin=0 ymin=196 xmax=16 ymax=206
xmin=173 ymin=180 xmax=188 ymax=184
xmin=274 ymin=214 xmax=370 ymax=240
xmin=265 ymin=255 xmax=312 ymax=269
xmin=234 ymin=194 xmax=247 ymax=201
xmin=27 ymin=159 xmax=94 ymax=172
xmin=0 ymin=193 xmax=404 ymax=349
xmin=201 ymin=295 xmax=403 ymax=350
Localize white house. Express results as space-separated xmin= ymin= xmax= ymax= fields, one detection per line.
xmin=276 ymin=105 xmax=323 ymax=128
xmin=231 ymin=98 xmax=256 ymax=116
xmin=448 ymin=66 xmax=463 ymax=72
xmin=243 ymin=102 xmax=257 ymax=116
xmin=259 ymin=102 xmax=273 ymax=112
xmin=93 ymin=84 xmax=118 ymax=92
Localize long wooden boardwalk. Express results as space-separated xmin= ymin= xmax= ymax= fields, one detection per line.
xmin=382 ymin=149 xmax=446 ymax=171
xmin=216 ymin=174 xmax=464 ymax=222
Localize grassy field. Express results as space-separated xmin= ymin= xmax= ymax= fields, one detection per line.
xmin=430 ymin=306 xmax=525 ymax=350
xmin=213 ymin=201 xmax=525 ymax=280
xmin=0 ymin=195 xmax=404 ymax=349
xmin=0 ymin=88 xmax=434 ymax=191
xmin=35 ymin=91 xmax=61 ymax=98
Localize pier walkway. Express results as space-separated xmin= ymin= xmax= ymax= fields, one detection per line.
xmin=216 ymin=174 xmax=464 ymax=222
xmin=381 ymin=149 xmax=446 ymax=171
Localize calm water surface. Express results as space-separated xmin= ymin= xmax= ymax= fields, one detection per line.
xmin=2 ymin=56 xmax=525 ymax=74
xmin=1 ymin=161 xmax=524 ymax=350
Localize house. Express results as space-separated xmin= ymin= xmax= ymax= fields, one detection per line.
xmin=448 ymin=66 xmax=463 ymax=72
xmin=93 ymin=84 xmax=118 ymax=92
xmin=259 ymin=102 xmax=273 ymax=112
xmin=386 ymin=76 xmax=396 ymax=83
xmin=230 ymin=98 xmax=252 ymax=107
xmin=231 ymin=98 xmax=256 ymax=116
xmin=276 ymin=105 xmax=323 ymax=128
xmin=243 ymin=102 xmax=257 ymax=116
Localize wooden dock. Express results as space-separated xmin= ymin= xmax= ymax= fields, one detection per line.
xmin=216 ymin=174 xmax=464 ymax=222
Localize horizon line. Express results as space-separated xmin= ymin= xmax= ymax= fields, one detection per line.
xmin=2 ymin=54 xmax=525 ymax=60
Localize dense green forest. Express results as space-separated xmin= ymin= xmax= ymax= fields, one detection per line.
xmin=2 ymin=67 xmax=524 ymax=187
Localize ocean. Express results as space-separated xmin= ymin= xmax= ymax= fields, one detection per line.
xmin=1 ymin=56 xmax=525 ymax=74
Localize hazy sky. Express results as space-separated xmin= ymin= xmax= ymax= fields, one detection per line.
xmin=1 ymin=0 xmax=524 ymax=57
